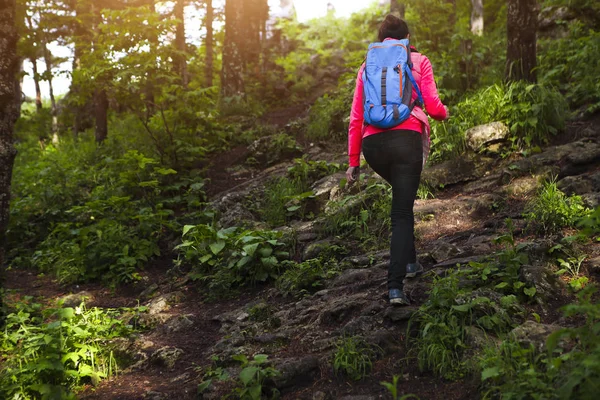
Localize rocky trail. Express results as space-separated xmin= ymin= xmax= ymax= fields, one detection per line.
xmin=5 ymin=116 xmax=600 ymax=400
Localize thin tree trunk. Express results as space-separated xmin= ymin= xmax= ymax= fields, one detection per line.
xmin=471 ymin=0 xmax=484 ymax=36
xmin=205 ymin=0 xmax=214 ymax=88
xmin=506 ymin=0 xmax=538 ymax=82
xmin=43 ymin=43 xmax=58 ymax=141
xmin=221 ymin=0 xmax=245 ymax=97
xmin=175 ymin=0 xmax=188 ymax=87
xmin=390 ymin=0 xmax=405 ymax=19
xmin=0 ymin=0 xmax=20 ymax=327
xmin=94 ymin=88 xmax=108 ymax=143
xmin=25 ymin=14 xmax=42 ymax=111
xmin=72 ymin=1 xmax=86 ymax=138
xmin=31 ymin=57 xmax=42 ymax=111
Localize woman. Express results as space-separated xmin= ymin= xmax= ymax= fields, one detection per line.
xmin=346 ymin=14 xmax=448 ymax=306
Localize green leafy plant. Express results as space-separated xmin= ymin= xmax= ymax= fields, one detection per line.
xmin=276 ymin=258 xmax=340 ymax=298
xmin=333 ymin=336 xmax=379 ymax=381
xmin=380 ymin=376 xmax=421 ymax=400
xmin=0 ymin=299 xmax=139 ymax=399
xmin=549 ymin=243 xmax=588 ymax=291
xmin=176 ymin=225 xmax=289 ymax=293
xmin=525 ymin=178 xmax=590 ymax=233
xmin=479 ymin=285 xmax=600 ymax=400
xmin=232 ymin=354 xmax=280 ymax=400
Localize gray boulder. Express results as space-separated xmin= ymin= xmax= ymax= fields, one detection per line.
xmin=271 ymin=356 xmax=320 ymax=389
xmin=510 ymin=321 xmax=563 ymax=352
xmin=465 ymin=122 xmax=509 ymax=151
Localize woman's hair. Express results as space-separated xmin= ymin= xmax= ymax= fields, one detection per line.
xmin=378 ymin=14 xmax=410 ymax=42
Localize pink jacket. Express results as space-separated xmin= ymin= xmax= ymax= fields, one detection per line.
xmin=348 ymin=43 xmax=447 ymax=167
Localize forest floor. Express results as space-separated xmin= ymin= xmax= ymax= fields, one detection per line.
xmin=5 ymin=113 xmax=600 ymax=400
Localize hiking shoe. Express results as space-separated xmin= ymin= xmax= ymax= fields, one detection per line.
xmin=405 ymin=262 xmax=424 ymax=278
xmin=389 ymin=289 xmax=410 ymax=306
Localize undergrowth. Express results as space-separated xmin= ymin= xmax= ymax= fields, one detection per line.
xmin=524 ymin=178 xmax=590 ymax=233
xmin=0 ymin=298 xmax=142 ymax=399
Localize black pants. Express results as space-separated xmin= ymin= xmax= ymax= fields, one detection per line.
xmin=362 ymin=130 xmax=423 ymax=290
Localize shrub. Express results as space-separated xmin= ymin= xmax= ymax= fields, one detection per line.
xmin=0 ymin=299 xmax=140 ymax=399
xmin=479 ymin=286 xmax=600 ymax=400
xmin=539 ymin=23 xmax=600 ymax=114
xmin=276 ymin=258 xmax=340 ymax=298
xmin=333 ymin=336 xmax=379 ymax=381
xmin=231 ymin=354 xmax=280 ymax=400
xmin=525 ymin=178 xmax=590 ymax=233
xmin=259 ymin=177 xmax=313 ymax=227
xmin=429 ymin=82 xmax=567 ymax=162
xmin=176 ymin=225 xmax=289 ymax=293
xmin=307 ymin=78 xmax=354 ymax=142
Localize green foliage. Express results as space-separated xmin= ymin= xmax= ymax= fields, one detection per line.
xmin=275 ymin=6 xmax=383 ymax=101
xmin=333 ymin=336 xmax=379 ymax=381
xmin=255 ymin=157 xmax=343 ymax=227
xmin=276 ymin=258 xmax=339 ymax=298
xmin=549 ymin=243 xmax=588 ymax=291
xmin=287 ymin=157 xmax=343 ymax=184
xmin=525 ymin=178 xmax=590 ymax=233
xmin=232 ymin=354 xmax=280 ymax=400
xmin=479 ymin=340 xmax=554 ymax=400
xmin=479 ymin=286 xmax=600 ymax=400
xmin=577 ymin=205 xmax=600 ymax=239
xmin=0 ymin=299 xmax=139 ymax=399
xmin=259 ymin=177 xmax=313 ymax=227
xmin=8 ymin=134 xmax=202 ymax=285
xmin=380 ymin=376 xmax=420 ymax=400
xmin=410 ymin=220 xmax=531 ymax=380
xmin=176 ymin=225 xmax=289 ymax=294
xmin=430 ymin=82 xmax=567 ymax=162
xmin=321 ymin=180 xmax=391 ymax=250
xmin=539 ymin=23 xmax=600 ymax=114
xmin=307 ymin=77 xmax=354 ymax=142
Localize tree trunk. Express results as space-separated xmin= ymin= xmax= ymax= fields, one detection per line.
xmin=506 ymin=0 xmax=538 ymax=82
xmin=205 ymin=0 xmax=214 ymax=88
xmin=94 ymin=88 xmax=108 ymax=143
xmin=25 ymin=14 xmax=42 ymax=111
xmin=390 ymin=0 xmax=406 ymax=19
xmin=72 ymin=0 xmax=87 ymax=138
xmin=174 ymin=0 xmax=188 ymax=87
xmin=31 ymin=56 xmax=42 ymax=111
xmin=471 ymin=0 xmax=484 ymax=36
xmin=0 ymin=0 xmax=20 ymax=326
xmin=43 ymin=43 xmax=58 ymax=141
xmin=221 ymin=0 xmax=245 ymax=97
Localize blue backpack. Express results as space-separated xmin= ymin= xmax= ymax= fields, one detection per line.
xmin=362 ymin=39 xmax=424 ymax=129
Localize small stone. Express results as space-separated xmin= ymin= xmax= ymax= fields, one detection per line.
xmin=313 ymin=391 xmax=328 ymax=400
xmin=149 ymin=346 xmax=184 ymax=370
xmin=144 ymin=391 xmax=166 ymax=400
xmin=57 ymin=291 xmax=94 ymax=307
xmin=139 ymin=284 xmax=159 ymax=300
xmin=237 ymin=312 xmax=250 ymax=322
xmin=383 ymin=306 xmax=417 ymax=322
xmin=272 ymin=356 xmax=320 ymax=389
xmin=162 ymin=314 xmax=194 ymax=334
xmin=431 ymin=240 xmax=463 ymax=263
xmin=170 ymin=373 xmax=191 ymax=383
xmin=147 ymin=292 xmax=185 ymax=315
xmin=332 ymin=269 xmax=372 ymax=287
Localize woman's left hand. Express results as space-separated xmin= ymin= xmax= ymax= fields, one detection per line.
xmin=346 ymin=166 xmax=360 ymax=184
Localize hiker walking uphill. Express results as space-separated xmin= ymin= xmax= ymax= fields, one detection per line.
xmin=346 ymin=14 xmax=448 ymax=306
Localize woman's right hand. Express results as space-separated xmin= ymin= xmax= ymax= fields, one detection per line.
xmin=346 ymin=166 xmax=360 ymax=184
